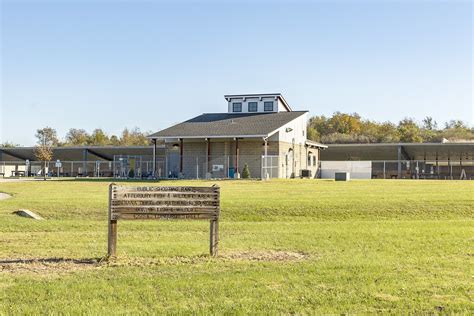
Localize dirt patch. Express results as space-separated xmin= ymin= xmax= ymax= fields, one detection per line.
xmin=105 ymin=251 xmax=311 ymax=267
xmin=0 ymin=258 xmax=102 ymax=275
xmin=0 ymin=193 xmax=12 ymax=200
xmin=222 ymin=250 xmax=310 ymax=262
xmin=1 ymin=252 xmax=309 ymax=274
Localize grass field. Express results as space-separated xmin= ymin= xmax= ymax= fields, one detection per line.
xmin=0 ymin=179 xmax=472 ymax=313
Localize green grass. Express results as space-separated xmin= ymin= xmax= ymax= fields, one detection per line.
xmin=0 ymin=179 xmax=472 ymax=313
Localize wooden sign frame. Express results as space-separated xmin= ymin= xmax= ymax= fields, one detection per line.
xmin=107 ymin=183 xmax=220 ymax=257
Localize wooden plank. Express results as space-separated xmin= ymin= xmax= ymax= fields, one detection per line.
xmin=112 ymin=186 xmax=218 ymax=193
xmin=113 ymin=193 xmax=218 ymax=199
xmin=112 ymin=189 xmax=218 ymax=194
xmin=114 ymin=213 xmax=216 ymax=220
xmin=112 ymin=200 xmax=219 ymax=208
xmin=112 ymin=210 xmax=218 ymax=216
xmin=111 ymin=205 xmax=219 ymax=210
xmin=111 ymin=197 xmax=218 ymax=203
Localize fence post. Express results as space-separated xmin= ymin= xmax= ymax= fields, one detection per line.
xmin=210 ymin=219 xmax=219 ymax=256
xmin=107 ymin=184 xmax=117 ymax=257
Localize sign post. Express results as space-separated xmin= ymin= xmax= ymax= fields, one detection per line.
xmin=25 ymin=159 xmax=30 ymax=177
xmin=55 ymin=160 xmax=62 ymax=178
xmin=107 ymin=184 xmax=220 ymax=257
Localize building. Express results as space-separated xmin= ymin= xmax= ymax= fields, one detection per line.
xmin=0 ymin=146 xmax=164 ymax=178
xmin=321 ymin=143 xmax=474 ymax=179
xmin=148 ymin=93 xmax=327 ymax=179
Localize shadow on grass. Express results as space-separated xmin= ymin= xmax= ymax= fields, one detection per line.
xmin=58 ymin=178 xmax=253 ymax=183
xmin=58 ymin=178 xmax=164 ymax=183
xmin=0 ymin=257 xmax=102 ymax=265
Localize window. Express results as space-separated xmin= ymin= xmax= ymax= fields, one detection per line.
xmin=264 ymin=101 xmax=274 ymax=112
xmin=313 ymin=156 xmax=317 ymax=166
xmin=248 ymin=102 xmax=257 ymax=112
xmin=232 ymin=102 xmax=242 ymax=112
xmin=308 ymin=155 xmax=312 ymax=166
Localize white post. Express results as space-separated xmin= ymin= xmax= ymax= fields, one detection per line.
xmin=152 ymin=139 xmax=156 ymax=177
xmin=196 ymin=156 xmax=199 ymax=179
xmin=383 ymin=161 xmax=386 ymax=179
xmin=264 ymin=139 xmax=268 ymax=179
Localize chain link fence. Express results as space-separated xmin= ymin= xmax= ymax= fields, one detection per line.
xmin=1 ymin=158 xmax=472 ymax=180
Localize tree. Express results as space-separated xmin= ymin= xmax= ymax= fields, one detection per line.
xmin=109 ymin=135 xmax=120 ymax=146
xmin=440 ymin=120 xmax=474 ymax=142
xmin=119 ymin=127 xmax=150 ymax=146
xmin=65 ymin=128 xmax=89 ymax=146
xmin=35 ymin=127 xmax=59 ymax=147
xmin=422 ymin=116 xmax=437 ymax=130
xmin=34 ymin=127 xmax=57 ymax=179
xmin=88 ymin=129 xmax=109 ymax=146
xmin=328 ymin=112 xmax=362 ymax=135
xmin=398 ymin=118 xmax=423 ymax=143
xmin=0 ymin=141 xmax=19 ymax=148
xmin=306 ymin=127 xmax=319 ymax=142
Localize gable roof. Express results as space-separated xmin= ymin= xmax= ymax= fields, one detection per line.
xmin=149 ymin=111 xmax=307 ymax=139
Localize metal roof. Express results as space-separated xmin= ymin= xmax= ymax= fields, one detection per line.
xmin=321 ymin=143 xmax=474 ymax=161
xmin=0 ymin=146 xmax=165 ymax=161
xmin=305 ymin=140 xmax=328 ymax=149
xmin=148 ymin=111 xmax=308 ymax=139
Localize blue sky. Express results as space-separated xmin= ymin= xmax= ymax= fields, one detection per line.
xmin=1 ymin=0 xmax=472 ymax=146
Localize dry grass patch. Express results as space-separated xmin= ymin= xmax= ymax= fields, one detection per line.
xmin=0 ymin=258 xmax=101 ymax=275
xmin=222 ymin=250 xmax=310 ymax=261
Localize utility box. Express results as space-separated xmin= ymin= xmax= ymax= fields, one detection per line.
xmin=300 ymin=169 xmax=312 ymax=178
xmin=335 ymin=172 xmax=350 ymax=181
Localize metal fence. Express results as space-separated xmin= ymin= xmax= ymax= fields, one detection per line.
xmin=371 ymin=160 xmax=474 ymax=180
xmin=1 ymin=158 xmax=472 ymax=180
xmin=0 ymin=154 xmax=272 ymax=179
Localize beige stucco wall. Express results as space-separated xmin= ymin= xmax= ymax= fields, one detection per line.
xmin=275 ymin=141 xmax=320 ymax=178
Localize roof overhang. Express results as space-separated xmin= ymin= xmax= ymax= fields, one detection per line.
xmin=305 ymin=140 xmax=328 ymax=149
xmin=150 ymin=134 xmax=269 ymax=140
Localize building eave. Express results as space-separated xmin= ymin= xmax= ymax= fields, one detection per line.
xmin=149 ymin=134 xmax=269 ymax=140
xmin=305 ymin=140 xmax=328 ymax=149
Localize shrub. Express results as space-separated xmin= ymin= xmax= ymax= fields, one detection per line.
xmin=242 ymin=163 xmax=251 ymax=179
xmin=128 ymin=169 xmax=135 ymax=178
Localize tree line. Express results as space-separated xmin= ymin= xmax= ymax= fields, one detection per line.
xmin=307 ymin=112 xmax=474 ymax=144
xmin=1 ymin=115 xmax=473 ymax=148
xmin=30 ymin=127 xmax=152 ymax=147
xmin=24 ymin=127 xmax=152 ymax=178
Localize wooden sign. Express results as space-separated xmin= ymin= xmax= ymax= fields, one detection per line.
xmin=107 ymin=183 xmax=220 ymax=257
